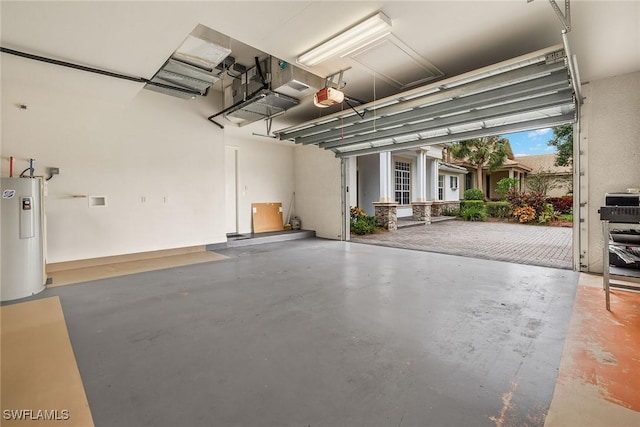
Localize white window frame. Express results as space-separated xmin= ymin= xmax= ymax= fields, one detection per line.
xmin=394 ymin=160 xmax=411 ymax=205
xmin=438 ymin=174 xmax=445 ymax=201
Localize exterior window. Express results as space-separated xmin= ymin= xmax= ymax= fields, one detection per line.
xmin=394 ymin=161 xmax=410 ymax=205
xmin=450 ymin=176 xmax=459 ymax=190
xmin=438 ymin=175 xmax=445 ymax=200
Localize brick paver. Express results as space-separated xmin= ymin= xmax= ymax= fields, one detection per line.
xmin=350 ymin=220 xmax=573 ymax=269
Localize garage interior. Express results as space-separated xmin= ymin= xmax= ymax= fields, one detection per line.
xmin=1 ymin=1 xmax=639 ymax=426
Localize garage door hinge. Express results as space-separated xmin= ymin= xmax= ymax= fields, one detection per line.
xmin=545 ymin=50 xmax=566 ymax=64
xmin=579 ymin=218 xmax=585 ymax=223
xmin=580 ymin=202 xmax=587 ymax=207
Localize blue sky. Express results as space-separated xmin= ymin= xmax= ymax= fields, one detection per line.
xmin=504 ymin=128 xmax=557 ymax=157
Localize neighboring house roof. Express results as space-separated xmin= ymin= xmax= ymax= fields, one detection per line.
xmin=515 ymin=154 xmax=572 ymax=175
xmin=501 ymin=157 xmax=533 ymax=172
xmin=450 ymin=157 xmax=532 ymax=173
xmin=439 ymin=162 xmax=468 ymax=174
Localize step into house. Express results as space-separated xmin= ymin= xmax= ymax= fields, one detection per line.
xmin=208 ymin=229 xmax=316 ymax=250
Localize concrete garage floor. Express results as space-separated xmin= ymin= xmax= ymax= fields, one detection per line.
xmin=38 ymin=239 xmax=579 ymax=427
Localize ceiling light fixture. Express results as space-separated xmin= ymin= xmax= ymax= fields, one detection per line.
xmin=297 ymin=12 xmax=392 ymax=67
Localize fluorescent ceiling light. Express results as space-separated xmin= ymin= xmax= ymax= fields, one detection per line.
xmin=297 ymin=12 xmax=392 ymax=67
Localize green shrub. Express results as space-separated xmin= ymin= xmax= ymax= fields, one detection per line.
xmin=537 ymin=203 xmax=555 ymax=224
xmin=463 ymin=188 xmax=484 ymax=200
xmin=506 ymin=189 xmax=546 ymax=220
xmin=486 ymin=201 xmax=511 ymax=218
xmin=350 ymin=215 xmax=377 ymax=235
xmin=496 ymin=178 xmax=519 ymax=199
xmin=349 ymin=206 xmax=377 ymax=235
xmin=460 ymin=200 xmax=485 ymax=210
xmin=461 ymin=206 xmax=487 ymax=221
xmin=441 ymin=206 xmax=461 ymax=217
xmin=522 ymin=191 xmax=546 ymax=218
xmin=547 ymin=196 xmax=573 ymax=214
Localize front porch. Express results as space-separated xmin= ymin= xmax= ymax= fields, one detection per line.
xmin=354 ymin=149 xmax=467 ymax=231
xmin=375 ymin=201 xmax=464 ymax=231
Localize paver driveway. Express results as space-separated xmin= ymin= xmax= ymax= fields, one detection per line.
xmin=350 ymin=220 xmax=573 ymax=269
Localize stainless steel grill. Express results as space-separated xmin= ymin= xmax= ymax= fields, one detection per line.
xmin=599 ymin=191 xmax=640 ymax=223
xmin=600 ymin=191 xmax=640 ymax=311
xmin=598 ymin=206 xmax=640 ymax=223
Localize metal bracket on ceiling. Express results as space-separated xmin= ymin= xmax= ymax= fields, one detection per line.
xmin=549 ymin=0 xmax=571 ymax=31
xmin=344 ymin=98 xmax=366 ymax=120
xmin=324 ymin=69 xmax=348 ymax=90
xmin=251 ymin=117 xmax=282 ymax=139
xmin=528 ymin=0 xmax=571 ymax=32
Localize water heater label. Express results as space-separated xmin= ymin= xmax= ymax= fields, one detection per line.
xmin=2 ymin=189 xmax=16 ymax=199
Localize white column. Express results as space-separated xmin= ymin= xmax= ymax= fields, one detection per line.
xmin=414 ymin=150 xmax=427 ymax=202
xmin=434 ymin=159 xmax=440 ymax=200
xmin=509 ymin=169 xmax=514 ymax=179
xmin=426 ymin=158 xmax=439 ymax=200
xmin=425 ymin=159 xmax=433 ymax=200
xmin=379 ymin=151 xmax=394 ymax=202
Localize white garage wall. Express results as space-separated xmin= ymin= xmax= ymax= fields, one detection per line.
xmin=294 ymin=145 xmax=342 ymax=240
xmin=1 ymin=79 xmax=227 ymax=263
xmin=223 ymin=126 xmax=295 ymax=235
xmin=584 ymin=71 xmax=640 ymax=273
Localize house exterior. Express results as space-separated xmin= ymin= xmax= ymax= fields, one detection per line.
xmin=449 ymin=142 xmax=532 ymax=199
xmin=516 ymin=154 xmax=573 ymax=197
xmin=434 ymin=162 xmax=468 ymax=216
xmin=355 ymin=146 xmax=467 ymax=229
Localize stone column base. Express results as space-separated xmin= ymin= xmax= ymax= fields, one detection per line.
xmin=411 ymin=201 xmax=433 ymax=224
xmin=431 ymin=201 xmax=444 ymax=217
xmin=432 ymin=201 xmax=460 ymax=217
xmin=373 ymin=202 xmax=398 ymax=231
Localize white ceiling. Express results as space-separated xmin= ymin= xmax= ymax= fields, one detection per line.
xmin=2 ymin=1 xmax=639 ymax=126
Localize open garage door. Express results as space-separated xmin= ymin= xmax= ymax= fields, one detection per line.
xmin=273 ymin=45 xmax=576 ymax=157
xmin=274 ymin=44 xmax=581 ymax=268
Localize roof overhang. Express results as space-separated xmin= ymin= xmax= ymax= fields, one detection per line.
xmin=439 ymin=163 xmax=469 ymax=174
xmin=274 ymin=45 xmax=576 ymax=158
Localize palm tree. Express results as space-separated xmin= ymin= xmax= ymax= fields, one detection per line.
xmin=450 ymin=136 xmax=509 ymax=192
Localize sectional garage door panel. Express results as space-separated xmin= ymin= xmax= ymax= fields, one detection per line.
xmin=274 ymin=45 xmax=576 ymax=157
